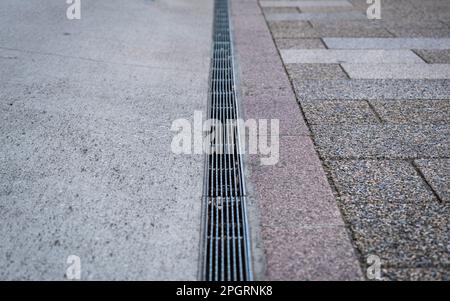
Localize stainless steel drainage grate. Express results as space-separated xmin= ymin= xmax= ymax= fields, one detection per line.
xmin=200 ymin=0 xmax=253 ymax=281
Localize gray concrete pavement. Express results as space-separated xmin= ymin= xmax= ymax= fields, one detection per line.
xmin=0 ymin=0 xmax=212 ymax=280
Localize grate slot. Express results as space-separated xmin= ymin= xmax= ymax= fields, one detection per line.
xmin=200 ymin=0 xmax=253 ymax=281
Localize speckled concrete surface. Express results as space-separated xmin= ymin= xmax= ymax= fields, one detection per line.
xmin=311 ymin=124 xmax=450 ymax=159
xmin=0 ymin=0 xmax=212 ymax=280
xmin=260 ymin=0 xmax=450 ymax=280
xmin=302 ymin=100 xmax=379 ymax=125
xmin=414 ymin=49 xmax=450 ymax=64
xmin=286 ymin=63 xmax=348 ymax=80
xmin=370 ymin=100 xmax=450 ymax=124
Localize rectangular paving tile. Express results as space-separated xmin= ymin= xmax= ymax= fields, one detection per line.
xmin=262 ymin=7 xmax=300 ymax=14
xmin=341 ymin=63 xmax=450 ymax=79
xmin=327 ymin=160 xmax=449 ymax=268
xmin=266 ymin=12 xmax=366 ymax=21
xmin=370 ymin=99 xmax=450 ymax=124
xmin=293 ymin=79 xmax=450 ymax=100
xmin=302 ymin=100 xmax=379 ymax=124
xmin=311 ymin=124 xmax=450 ymax=159
xmin=281 ymin=49 xmax=424 ymax=64
xmin=286 ymin=63 xmax=348 ymax=80
xmin=382 ymin=268 xmax=449 ymax=281
xmin=275 ymin=38 xmax=326 ymax=49
xmin=323 ymin=38 xmax=450 ymax=49
xmin=260 ymin=1 xmax=352 ymax=8
xmin=313 ymin=24 xmax=393 ymax=38
xmin=414 ymin=159 xmax=450 ymax=203
xmin=387 ymin=26 xmax=450 ymax=38
xmin=414 ymin=49 xmax=450 ymax=63
xmin=299 ymin=6 xmax=358 ymax=13
xmin=242 ymin=97 xmax=309 ymax=136
xmin=247 ymin=136 xmax=346 ymax=227
xmin=261 ymin=226 xmax=363 ymax=280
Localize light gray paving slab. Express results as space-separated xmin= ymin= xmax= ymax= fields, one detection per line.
xmin=266 ymin=12 xmax=366 ymax=21
xmin=260 ymin=1 xmax=352 ymax=8
xmin=323 ymin=38 xmax=450 ymax=49
xmin=281 ymin=49 xmax=424 ymax=64
xmin=342 ymin=63 xmax=450 ymax=79
xmin=293 ymin=79 xmax=450 ymax=100
xmin=311 ymin=124 xmax=450 ymax=159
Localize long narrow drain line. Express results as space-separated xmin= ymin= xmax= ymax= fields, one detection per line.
xmin=200 ymin=0 xmax=253 ymax=281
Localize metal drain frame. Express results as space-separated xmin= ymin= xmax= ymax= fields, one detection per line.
xmin=199 ymin=0 xmax=253 ymax=281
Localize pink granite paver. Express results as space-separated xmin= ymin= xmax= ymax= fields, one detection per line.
xmin=231 ymin=0 xmax=363 ymax=280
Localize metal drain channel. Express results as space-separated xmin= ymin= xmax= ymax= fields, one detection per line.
xmin=200 ymin=0 xmax=253 ymax=281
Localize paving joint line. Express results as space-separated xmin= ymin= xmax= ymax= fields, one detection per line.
xmin=410 ymin=159 xmax=444 ymax=204
xmin=365 ymin=100 xmax=384 ymax=123
xmin=411 ymin=49 xmax=431 ymax=63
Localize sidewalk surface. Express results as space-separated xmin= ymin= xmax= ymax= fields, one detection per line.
xmin=0 ymin=0 xmax=212 ymax=280
xmin=233 ymin=0 xmax=449 ymax=280
xmin=1 ymin=0 xmax=449 ymax=281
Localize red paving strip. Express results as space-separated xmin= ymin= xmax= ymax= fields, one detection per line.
xmin=231 ymin=0 xmax=363 ymax=280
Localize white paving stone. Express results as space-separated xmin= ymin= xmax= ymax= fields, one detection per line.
xmin=323 ymin=38 xmax=450 ymax=49
xmin=342 ymin=64 xmax=450 ymax=79
xmin=260 ymin=1 xmax=352 ymax=8
xmin=280 ymin=49 xmax=424 ymax=64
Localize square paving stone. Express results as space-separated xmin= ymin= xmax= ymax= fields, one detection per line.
xmin=414 ymin=158 xmax=450 ymax=203
xmin=310 ymin=124 xmax=450 ymax=159
xmin=414 ymin=49 xmax=450 ymax=63
xmin=302 ymin=100 xmax=379 ymax=125
xmin=286 ymin=63 xmax=349 ymax=80
xmin=370 ymin=99 xmax=450 ymax=124
xmin=327 ymin=160 xmax=449 ymax=268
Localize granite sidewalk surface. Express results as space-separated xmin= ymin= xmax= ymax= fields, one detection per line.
xmin=233 ymin=0 xmax=449 ymax=280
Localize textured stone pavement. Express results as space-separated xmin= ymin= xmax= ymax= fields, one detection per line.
xmin=261 ymin=0 xmax=450 ymax=280
xmin=0 ymin=0 xmax=212 ymax=280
